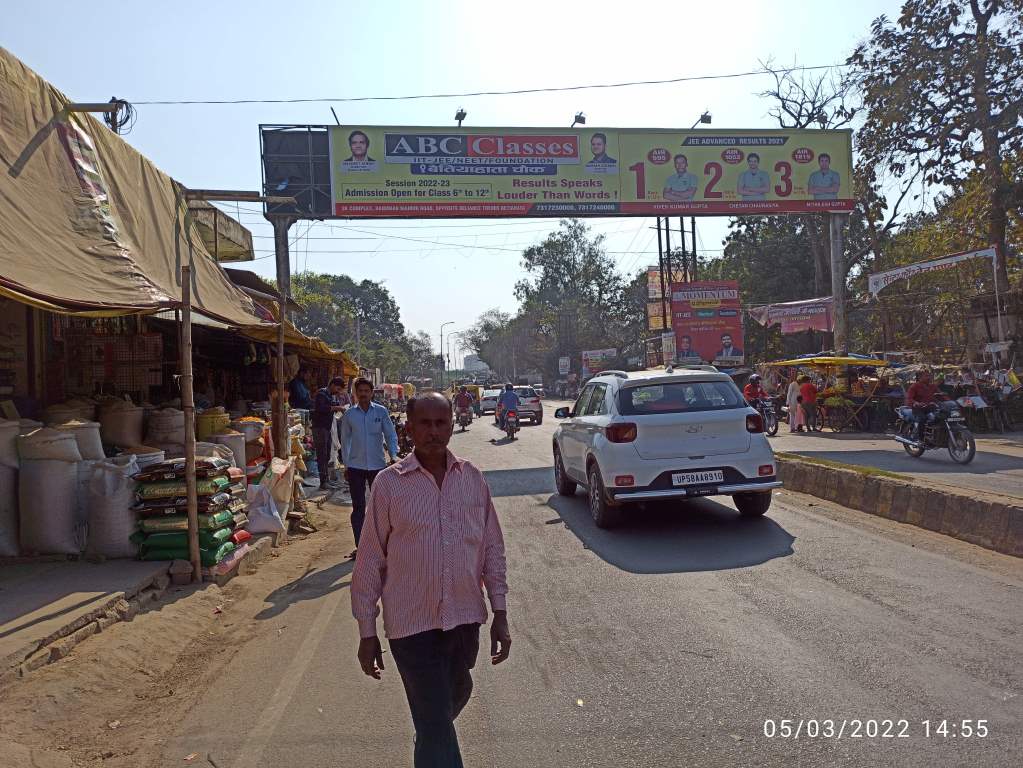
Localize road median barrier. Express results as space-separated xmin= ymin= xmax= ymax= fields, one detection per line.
xmin=774 ymin=453 xmax=1022 ymax=558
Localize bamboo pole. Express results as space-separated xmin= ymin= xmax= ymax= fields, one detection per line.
xmin=180 ymin=263 xmax=201 ymax=581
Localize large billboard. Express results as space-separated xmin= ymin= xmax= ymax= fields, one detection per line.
xmin=671 ymin=281 xmax=744 ymax=366
xmin=328 ymin=126 xmax=854 ymax=218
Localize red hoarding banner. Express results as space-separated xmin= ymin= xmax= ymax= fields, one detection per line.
xmin=670 ymin=281 xmax=744 ymax=366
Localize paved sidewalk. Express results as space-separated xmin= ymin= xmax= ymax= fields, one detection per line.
xmin=771 ymin=429 xmax=1023 ymax=502
xmin=0 ymin=559 xmax=168 ymax=673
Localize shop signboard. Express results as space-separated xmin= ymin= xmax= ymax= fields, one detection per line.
xmin=670 ymin=281 xmax=744 ymax=366
xmin=558 ymin=356 xmax=570 ymax=375
xmin=327 ymin=126 xmax=854 ymax=218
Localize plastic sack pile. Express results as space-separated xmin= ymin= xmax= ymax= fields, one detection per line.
xmin=130 ymin=456 xmax=254 ymax=568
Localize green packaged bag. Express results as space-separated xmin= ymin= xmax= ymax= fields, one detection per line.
xmin=138 ymin=509 xmax=234 ymax=534
xmin=136 ymin=476 xmax=231 ymax=501
xmin=141 ymin=527 xmax=231 ymax=551
xmin=140 ymin=541 xmax=236 ymax=566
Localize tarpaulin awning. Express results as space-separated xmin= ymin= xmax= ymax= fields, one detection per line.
xmin=766 ymin=356 xmax=888 ymax=367
xmin=0 ymin=47 xmax=267 ymax=326
xmin=235 ymin=302 xmax=358 ymax=374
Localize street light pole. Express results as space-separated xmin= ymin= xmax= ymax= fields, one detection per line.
xmin=440 ymin=320 xmax=454 ymax=388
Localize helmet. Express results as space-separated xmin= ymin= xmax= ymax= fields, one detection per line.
xmin=749 ymin=374 xmax=761 ymax=383
xmin=505 ymin=383 xmax=514 ymax=390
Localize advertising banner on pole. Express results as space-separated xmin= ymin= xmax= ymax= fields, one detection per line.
xmin=671 ymin=281 xmax=744 ymax=366
xmin=581 ymin=348 xmax=617 ymax=378
xmin=329 ymin=127 xmax=854 ymax=218
xmin=748 ymin=296 xmax=833 ymax=334
xmin=867 ymin=247 xmax=996 ymax=297
xmin=558 ymin=356 xmax=570 ymax=375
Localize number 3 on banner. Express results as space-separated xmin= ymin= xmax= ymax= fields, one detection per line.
xmin=775 ymin=161 xmax=792 ymax=196
xmin=628 ymin=162 xmax=646 ymax=199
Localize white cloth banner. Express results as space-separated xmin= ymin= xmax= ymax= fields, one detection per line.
xmin=867 ymin=247 xmax=996 ymax=297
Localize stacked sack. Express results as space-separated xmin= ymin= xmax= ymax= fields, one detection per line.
xmin=131 ymin=457 xmax=251 ymax=567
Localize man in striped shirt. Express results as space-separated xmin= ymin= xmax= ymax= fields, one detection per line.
xmin=351 ymin=391 xmax=511 ymax=767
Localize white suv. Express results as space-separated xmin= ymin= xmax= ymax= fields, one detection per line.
xmin=552 ymin=367 xmax=781 ymax=527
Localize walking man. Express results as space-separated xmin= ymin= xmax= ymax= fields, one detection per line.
xmin=351 ymin=392 xmax=511 ymax=767
xmin=340 ymin=377 xmax=399 ymax=549
xmin=311 ymin=376 xmax=346 ymax=489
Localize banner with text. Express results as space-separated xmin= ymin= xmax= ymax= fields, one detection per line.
xmin=867 ymin=247 xmax=996 ymax=297
xmin=581 ymin=348 xmax=618 ymax=378
xmin=748 ymin=296 xmax=833 ymax=334
xmin=671 ymin=281 xmax=744 ymax=366
xmin=329 ymin=127 xmax=854 ymax=218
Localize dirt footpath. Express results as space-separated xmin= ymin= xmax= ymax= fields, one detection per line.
xmin=0 ymin=497 xmax=355 ymax=768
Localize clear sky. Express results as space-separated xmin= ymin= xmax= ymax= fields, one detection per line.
xmin=6 ymin=0 xmax=900 ymax=360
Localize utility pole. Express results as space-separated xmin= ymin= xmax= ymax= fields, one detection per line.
xmin=440 ymin=320 xmax=454 ymax=388
xmin=656 ymin=218 xmax=668 ymax=331
xmin=829 ymin=213 xmax=848 ymax=355
xmin=691 ymin=216 xmax=698 ymax=280
xmin=355 ymin=316 xmax=361 ymax=369
xmin=270 ymin=215 xmax=295 ymax=458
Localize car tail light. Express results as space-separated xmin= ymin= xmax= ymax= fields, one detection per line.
xmin=614 ymin=475 xmax=635 ymax=486
xmin=746 ymin=414 xmax=764 ymax=433
xmin=758 ymin=464 xmax=774 ymax=476
xmin=605 ymin=423 xmax=638 ymax=443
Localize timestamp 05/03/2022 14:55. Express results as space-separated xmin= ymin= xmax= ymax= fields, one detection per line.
xmin=762 ymin=719 xmax=990 ymax=740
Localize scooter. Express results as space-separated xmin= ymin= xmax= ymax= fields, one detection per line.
xmin=456 ymin=407 xmax=473 ymax=432
xmin=504 ymin=410 xmax=520 ymax=441
xmin=892 ymin=401 xmax=976 ymax=464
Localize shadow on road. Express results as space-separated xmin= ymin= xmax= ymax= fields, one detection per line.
xmin=483 ymin=467 xmax=554 ymax=497
xmin=545 ymin=493 xmax=795 ymax=574
xmin=255 ymin=560 xmax=354 ymax=620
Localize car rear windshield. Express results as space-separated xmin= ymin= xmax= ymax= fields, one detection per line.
xmin=514 ymin=387 xmax=537 ymax=398
xmin=619 ymin=380 xmax=745 ymax=415
xmin=483 ymin=390 xmax=501 ymax=398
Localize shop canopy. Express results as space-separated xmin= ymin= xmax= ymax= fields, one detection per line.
xmin=235 ymin=301 xmax=358 ymax=375
xmin=766 ymin=356 xmax=888 ymax=367
xmin=0 ymin=47 xmax=266 ymax=326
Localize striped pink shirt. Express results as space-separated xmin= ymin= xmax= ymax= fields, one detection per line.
xmin=350 ymin=450 xmax=508 ymax=640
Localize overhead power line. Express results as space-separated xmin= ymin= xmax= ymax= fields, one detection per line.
xmin=133 ymin=64 xmax=846 ymax=106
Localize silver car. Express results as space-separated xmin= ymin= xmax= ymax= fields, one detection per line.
xmin=479 ymin=389 xmax=502 ymax=414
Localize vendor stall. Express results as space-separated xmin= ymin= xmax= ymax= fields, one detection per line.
xmin=766 ymin=356 xmax=891 ymax=432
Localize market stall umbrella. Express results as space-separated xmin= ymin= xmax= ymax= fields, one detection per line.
xmin=766 ymin=356 xmax=888 ymax=367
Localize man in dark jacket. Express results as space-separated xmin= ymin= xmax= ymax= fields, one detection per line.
xmin=312 ymin=377 xmax=346 ymax=489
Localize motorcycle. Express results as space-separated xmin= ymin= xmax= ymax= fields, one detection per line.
xmin=893 ymin=401 xmax=976 ymax=464
xmin=504 ymin=409 xmax=520 ymax=441
xmin=456 ymin=407 xmax=473 ymax=432
xmin=753 ymin=397 xmax=779 ymax=436
xmin=391 ymin=415 xmax=414 ymax=458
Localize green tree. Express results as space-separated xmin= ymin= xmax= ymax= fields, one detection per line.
xmin=848 ymin=0 xmax=1023 ymax=289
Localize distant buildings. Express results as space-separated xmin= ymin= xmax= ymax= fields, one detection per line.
xmin=463 ymin=354 xmax=491 ymax=374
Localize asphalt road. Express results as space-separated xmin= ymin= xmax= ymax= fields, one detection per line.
xmin=160 ymin=402 xmax=1023 ymax=767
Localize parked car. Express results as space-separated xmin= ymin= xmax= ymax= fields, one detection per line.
xmin=479 ymin=389 xmax=502 ymax=414
xmin=552 ymin=367 xmax=780 ymax=528
xmin=513 ymin=386 xmax=543 ymax=425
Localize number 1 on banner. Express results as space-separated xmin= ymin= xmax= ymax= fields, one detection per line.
xmin=628 ymin=162 xmax=646 ymax=199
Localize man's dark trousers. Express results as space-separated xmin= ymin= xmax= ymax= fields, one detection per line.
xmin=389 ymin=623 xmax=481 ymax=768
xmin=347 ymin=467 xmax=380 ymax=545
xmin=312 ymin=427 xmax=332 ymax=487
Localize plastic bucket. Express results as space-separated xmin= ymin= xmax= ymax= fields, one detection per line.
xmin=197 ymin=412 xmax=231 ymax=440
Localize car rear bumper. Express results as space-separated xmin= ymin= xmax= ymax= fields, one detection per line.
xmin=611 ymin=479 xmax=781 ymax=502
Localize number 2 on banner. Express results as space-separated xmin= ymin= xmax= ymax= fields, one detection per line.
xmin=703 ymin=162 xmax=723 ymax=198
xmin=629 ymin=162 xmax=646 ymax=199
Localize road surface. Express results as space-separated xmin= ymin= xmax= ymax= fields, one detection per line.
xmin=160 ymin=402 xmax=1023 ymax=767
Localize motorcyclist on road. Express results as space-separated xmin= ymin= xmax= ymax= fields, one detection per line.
xmin=743 ymin=374 xmax=769 ymax=404
xmin=905 ymin=369 xmax=946 ymax=440
xmin=496 ymin=383 xmax=520 ymax=429
xmin=454 ymin=386 xmax=473 ymax=422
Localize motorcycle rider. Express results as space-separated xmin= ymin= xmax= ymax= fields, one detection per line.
xmin=496 ymin=382 xmax=521 ymax=429
xmin=905 ymin=368 xmax=946 ymax=441
xmin=743 ymin=373 xmax=769 ymax=404
xmin=454 ymin=385 xmax=474 ymax=424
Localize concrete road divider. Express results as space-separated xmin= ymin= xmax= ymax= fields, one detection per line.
xmin=776 ymin=454 xmax=1022 ymax=558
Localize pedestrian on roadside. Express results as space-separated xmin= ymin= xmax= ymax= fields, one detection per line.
xmin=340 ymin=377 xmax=399 ymax=551
xmin=799 ymin=375 xmax=818 ymax=431
xmin=311 ymin=376 xmax=346 ymax=489
xmin=786 ymin=372 xmax=803 ymax=432
xmin=351 ymin=391 xmax=511 ymax=767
